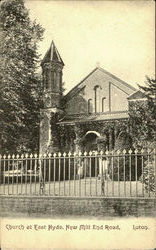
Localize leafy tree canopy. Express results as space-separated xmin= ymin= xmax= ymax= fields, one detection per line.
xmin=139 ymin=77 xmax=156 ymax=100
xmin=129 ymin=77 xmax=156 ymax=147
xmin=0 ymin=0 xmax=44 ymax=154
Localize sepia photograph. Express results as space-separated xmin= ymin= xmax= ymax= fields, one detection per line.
xmin=0 ymin=0 xmax=155 ymax=249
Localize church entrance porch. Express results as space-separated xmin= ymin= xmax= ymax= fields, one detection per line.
xmin=78 ymin=131 xmax=108 ymax=178
xmin=81 ymin=131 xmax=99 ymax=177
xmin=82 ymin=131 xmax=99 ymax=152
xmin=58 ymin=120 xmax=132 ymax=181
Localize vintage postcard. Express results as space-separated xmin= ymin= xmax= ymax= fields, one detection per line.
xmin=0 ymin=0 xmax=155 ymax=249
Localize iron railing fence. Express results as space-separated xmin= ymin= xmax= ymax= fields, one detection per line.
xmin=0 ymin=149 xmax=156 ymax=198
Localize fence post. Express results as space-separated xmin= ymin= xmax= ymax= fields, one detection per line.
xmin=34 ymin=153 xmax=38 ymax=195
xmin=39 ymin=154 xmax=44 ymax=195
xmin=78 ymin=151 xmax=82 ymax=197
xmin=48 ymin=153 xmax=51 ymax=196
xmin=100 ymin=150 xmax=104 ymax=196
xmin=134 ymin=149 xmax=138 ymax=197
xmin=73 ymin=152 xmax=76 ymax=196
xmin=0 ymin=154 xmax=1 ymax=193
xmin=154 ymin=148 xmax=156 ymax=199
xmin=84 ymin=151 xmax=87 ymax=196
xmin=111 ymin=150 xmax=114 ymax=197
xmin=68 ymin=152 xmax=71 ymax=196
xmin=129 ymin=149 xmax=132 ymax=197
xmin=21 ymin=154 xmax=24 ymax=195
xmin=58 ymin=152 xmax=61 ymax=196
xmin=141 ymin=148 xmax=144 ymax=197
xmin=94 ymin=151 xmax=98 ymax=196
xmin=117 ymin=150 xmax=120 ymax=197
xmin=63 ymin=152 xmax=66 ymax=196
xmin=53 ymin=153 xmax=56 ymax=195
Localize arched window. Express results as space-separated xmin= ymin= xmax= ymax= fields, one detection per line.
xmin=88 ymin=99 xmax=93 ymax=114
xmin=51 ymin=71 xmax=54 ymax=88
xmin=59 ymin=72 xmax=62 ymax=91
xmin=54 ymin=71 xmax=57 ymax=88
xmin=45 ymin=69 xmax=49 ymax=89
xmin=102 ymin=97 xmax=106 ymax=112
xmin=94 ymin=85 xmax=102 ymax=113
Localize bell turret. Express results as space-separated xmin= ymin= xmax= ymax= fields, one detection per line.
xmin=39 ymin=41 xmax=64 ymax=154
xmin=41 ymin=41 xmax=64 ymax=108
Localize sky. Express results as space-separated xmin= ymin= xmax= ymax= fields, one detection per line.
xmin=25 ymin=0 xmax=155 ymax=93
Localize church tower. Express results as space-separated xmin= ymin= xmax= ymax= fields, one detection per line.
xmin=41 ymin=40 xmax=64 ymax=108
xmin=39 ymin=41 xmax=64 ymax=154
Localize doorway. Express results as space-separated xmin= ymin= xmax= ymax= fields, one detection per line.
xmin=82 ymin=131 xmax=99 ymax=177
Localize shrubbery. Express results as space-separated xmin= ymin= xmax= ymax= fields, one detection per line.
xmin=140 ymin=151 xmax=155 ymax=193
xmin=108 ymin=154 xmax=142 ymax=181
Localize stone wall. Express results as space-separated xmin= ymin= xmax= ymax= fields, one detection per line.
xmin=1 ymin=196 xmax=155 ymax=218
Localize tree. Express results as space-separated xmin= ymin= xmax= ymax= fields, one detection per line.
xmin=129 ymin=77 xmax=156 ymax=193
xmin=108 ymin=132 xmax=142 ymax=181
xmin=139 ymin=77 xmax=156 ymax=101
xmin=129 ymin=77 xmax=156 ymax=148
xmin=0 ymin=0 xmax=44 ymax=154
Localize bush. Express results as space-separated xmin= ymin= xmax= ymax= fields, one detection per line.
xmin=140 ymin=158 xmax=155 ymax=193
xmin=108 ymin=131 xmax=142 ymax=181
xmin=108 ymin=154 xmax=142 ymax=181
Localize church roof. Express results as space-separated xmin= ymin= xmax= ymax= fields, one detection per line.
xmin=63 ymin=67 xmax=136 ymax=103
xmin=41 ymin=40 xmax=64 ymax=66
xmin=58 ymin=111 xmax=129 ymax=125
xmin=127 ymin=90 xmax=146 ymax=100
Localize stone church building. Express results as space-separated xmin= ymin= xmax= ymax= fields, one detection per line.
xmin=39 ymin=41 xmax=144 ymax=155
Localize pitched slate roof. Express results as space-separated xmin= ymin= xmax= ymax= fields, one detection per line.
xmin=58 ymin=111 xmax=129 ymax=125
xmin=127 ymin=90 xmax=146 ymax=100
xmin=63 ymin=67 xmax=136 ymax=103
xmin=41 ymin=40 xmax=64 ymax=66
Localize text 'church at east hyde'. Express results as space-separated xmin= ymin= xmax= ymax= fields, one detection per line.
xmin=39 ymin=41 xmax=145 ymax=155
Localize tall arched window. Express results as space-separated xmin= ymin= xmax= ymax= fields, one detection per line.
xmin=88 ymin=99 xmax=93 ymax=114
xmin=54 ymin=71 xmax=57 ymax=88
xmin=56 ymin=71 xmax=60 ymax=90
xmin=59 ymin=72 xmax=62 ymax=91
xmin=45 ymin=69 xmax=49 ymax=89
xmin=51 ymin=71 xmax=54 ymax=88
xmin=102 ymin=97 xmax=106 ymax=112
xmin=94 ymin=85 xmax=102 ymax=113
